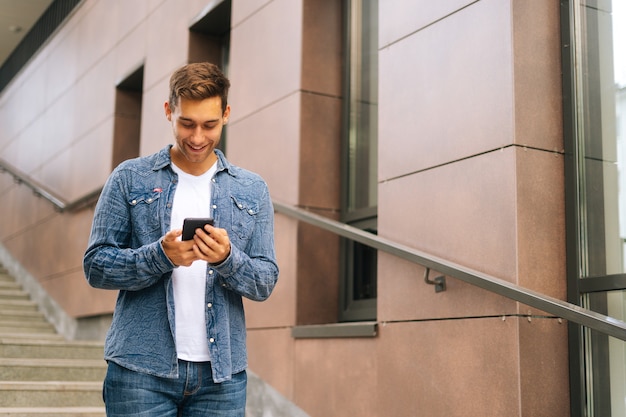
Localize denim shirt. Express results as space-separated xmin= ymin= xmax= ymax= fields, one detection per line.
xmin=83 ymin=145 xmax=279 ymax=383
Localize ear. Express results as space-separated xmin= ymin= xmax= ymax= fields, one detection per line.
xmin=223 ymin=104 xmax=231 ymax=124
xmin=164 ymin=101 xmax=172 ymax=121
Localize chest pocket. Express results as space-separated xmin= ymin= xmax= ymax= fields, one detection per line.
xmin=128 ymin=190 xmax=162 ymax=237
xmin=231 ymin=196 xmax=258 ymax=241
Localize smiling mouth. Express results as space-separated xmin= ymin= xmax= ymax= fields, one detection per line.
xmin=187 ymin=143 xmax=208 ymax=152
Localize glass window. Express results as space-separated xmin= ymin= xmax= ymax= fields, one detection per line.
xmin=340 ymin=0 xmax=378 ymax=322
xmin=564 ymin=1 xmax=626 ymax=415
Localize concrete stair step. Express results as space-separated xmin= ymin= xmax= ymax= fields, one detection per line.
xmin=0 ymin=264 xmax=106 ymax=412
xmin=0 ymin=321 xmax=56 ymax=335
xmin=0 ymin=299 xmax=38 ymax=311
xmin=0 ymin=338 xmax=103 ymax=359
xmin=0 ymin=290 xmax=29 ymax=301
xmin=0 ymin=358 xmax=106 ymax=381
xmin=0 ymin=407 xmax=105 ymax=417
xmin=0 ymin=280 xmax=21 ymax=289
xmin=0 ymin=381 xmax=103 ymax=408
xmin=0 ymin=310 xmax=48 ymax=323
xmin=0 ymin=332 xmax=64 ymax=341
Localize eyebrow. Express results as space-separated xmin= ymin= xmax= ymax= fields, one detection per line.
xmin=179 ymin=116 xmax=220 ymax=124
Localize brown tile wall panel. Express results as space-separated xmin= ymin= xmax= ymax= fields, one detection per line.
xmin=378 ymin=254 xmax=516 ymax=323
xmin=226 ymin=94 xmax=301 ymax=205
xmin=293 ymin=337 xmax=378 ymax=417
xmin=228 ymin=0 xmax=303 ymax=121
xmin=247 ymin=327 xmax=296 ymax=401
xmin=244 ymin=214 xmax=298 ymax=329
xmin=512 ymin=0 xmax=563 ymax=153
xmin=295 ymin=217 xmax=340 ymax=326
xmin=379 ymin=148 xmax=518 ymax=282
xmin=379 ymin=0 xmax=514 ymax=181
xmin=40 ymin=269 xmax=118 ymax=317
xmin=519 ymin=317 xmax=570 ymax=417
xmin=377 ymin=318 xmax=521 ymax=417
xmin=298 ymin=92 xmax=342 ymax=209
xmin=515 ymin=149 xmax=566 ymax=300
xmin=301 ymin=0 xmax=342 ymax=97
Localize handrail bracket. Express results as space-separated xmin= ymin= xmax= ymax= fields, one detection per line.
xmin=424 ymin=267 xmax=446 ymax=293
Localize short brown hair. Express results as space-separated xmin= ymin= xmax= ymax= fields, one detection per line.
xmin=168 ymin=62 xmax=230 ymax=113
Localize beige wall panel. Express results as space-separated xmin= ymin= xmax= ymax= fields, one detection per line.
xmin=244 ymin=214 xmax=297 ymax=329
xmin=229 ymin=0 xmax=302 ymax=121
xmin=32 ymin=118 xmax=112 ymax=200
xmin=379 ymin=0 xmax=513 ymax=181
xmin=379 ymin=148 xmax=517 ymax=281
xmin=116 ymin=0 xmax=150 ymax=44
xmin=74 ymin=0 xmax=119 ymax=77
xmin=140 ymin=80 xmax=172 ymax=156
xmin=69 ymin=124 xmax=115 ymax=198
xmin=379 ymin=0 xmax=475 ymax=47
xmin=44 ymin=28 xmax=79 ymax=106
xmin=231 ymin=0 xmax=273 ymax=28
xmin=114 ymin=24 xmax=148 ymax=86
xmin=247 ymin=327 xmax=295 ymax=400
xmin=40 ymin=269 xmax=117 ymax=317
xmin=144 ymin=0 xmax=190 ymax=89
xmin=43 ymin=89 xmax=77 ymax=165
xmin=378 ymin=254 xmax=515 ymax=323
xmin=73 ymin=55 xmax=116 ymax=142
xmin=377 ymin=318 xmax=521 ymax=417
xmin=227 ymin=93 xmax=301 ymax=204
xmin=293 ymin=337 xmax=377 ymax=417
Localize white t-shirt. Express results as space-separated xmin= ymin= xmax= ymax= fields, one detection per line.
xmin=170 ymin=161 xmax=217 ymax=362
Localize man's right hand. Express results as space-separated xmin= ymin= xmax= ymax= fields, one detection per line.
xmin=161 ymin=229 xmax=197 ymax=267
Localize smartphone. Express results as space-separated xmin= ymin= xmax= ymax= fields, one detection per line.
xmin=181 ymin=217 xmax=214 ymax=241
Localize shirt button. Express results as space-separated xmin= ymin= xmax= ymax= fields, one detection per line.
xmin=212 ymin=204 xmax=217 ymax=209
xmin=207 ymin=303 xmax=212 ymax=308
xmin=238 ymin=204 xmax=243 ymax=208
xmin=208 ymin=270 xmax=214 ymax=275
xmin=209 ymin=338 xmax=215 ymax=343
xmin=131 ymin=200 xmax=137 ymax=205
xmin=147 ymin=198 xmax=153 ymax=203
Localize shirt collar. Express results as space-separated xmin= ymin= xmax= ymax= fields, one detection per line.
xmin=152 ymin=145 xmax=236 ymax=177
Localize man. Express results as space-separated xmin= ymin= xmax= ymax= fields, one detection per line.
xmin=83 ymin=62 xmax=279 ymax=416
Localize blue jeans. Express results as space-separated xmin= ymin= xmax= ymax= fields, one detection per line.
xmin=103 ymin=360 xmax=247 ymax=416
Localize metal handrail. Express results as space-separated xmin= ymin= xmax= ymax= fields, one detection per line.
xmin=273 ymin=201 xmax=626 ymax=342
xmin=0 ymin=159 xmax=101 ymax=212
xmin=2 ymin=158 xmax=626 ymax=341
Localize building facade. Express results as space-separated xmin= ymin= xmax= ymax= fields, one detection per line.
xmin=0 ymin=1 xmax=624 ymax=416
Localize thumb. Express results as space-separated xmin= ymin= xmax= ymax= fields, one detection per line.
xmin=164 ymin=228 xmax=182 ymax=243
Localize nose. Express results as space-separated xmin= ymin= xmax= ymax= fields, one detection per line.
xmin=190 ymin=126 xmax=204 ymax=143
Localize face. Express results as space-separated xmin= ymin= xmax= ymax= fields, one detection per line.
xmin=165 ymin=96 xmax=230 ymax=175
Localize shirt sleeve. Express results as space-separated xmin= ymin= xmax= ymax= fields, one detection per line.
xmin=211 ymin=183 xmax=279 ymax=301
xmin=83 ymin=170 xmax=175 ymax=291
